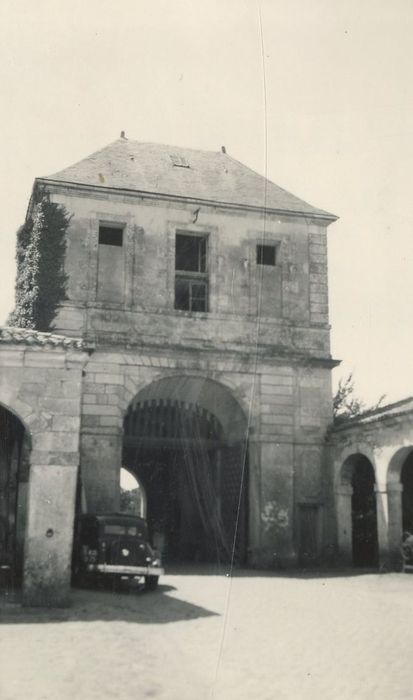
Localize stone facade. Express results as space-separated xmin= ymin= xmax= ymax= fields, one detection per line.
xmin=35 ymin=141 xmax=337 ymax=569
xmin=0 ymin=329 xmax=87 ymax=605
xmin=2 ymin=138 xmax=347 ymax=604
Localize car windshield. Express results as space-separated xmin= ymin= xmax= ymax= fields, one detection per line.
xmin=103 ymin=524 xmax=145 ymax=537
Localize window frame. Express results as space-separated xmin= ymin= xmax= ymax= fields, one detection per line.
xmin=174 ymin=230 xmax=209 ymax=313
xmin=98 ymin=223 xmax=124 ymax=247
xmin=256 ymin=243 xmax=278 ymax=267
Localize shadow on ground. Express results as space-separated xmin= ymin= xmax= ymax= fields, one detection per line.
xmin=165 ymin=563 xmax=385 ymax=579
xmin=0 ymin=582 xmax=219 ymax=625
xmin=1 ymin=565 xmax=402 ymax=625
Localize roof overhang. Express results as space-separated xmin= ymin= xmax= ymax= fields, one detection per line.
xmin=32 ymin=177 xmax=339 ymax=225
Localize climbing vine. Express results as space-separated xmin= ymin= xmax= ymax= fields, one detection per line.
xmin=8 ymin=189 xmax=70 ymax=331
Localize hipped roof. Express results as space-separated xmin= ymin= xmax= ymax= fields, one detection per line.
xmin=41 ymin=138 xmax=336 ymax=220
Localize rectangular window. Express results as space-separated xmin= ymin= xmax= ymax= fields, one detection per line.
xmin=175 ymin=233 xmax=206 ymax=272
xmin=175 ymin=279 xmax=208 ymax=312
xmin=175 ymin=232 xmax=208 ymax=312
xmin=97 ymin=223 xmax=125 ymax=302
xmin=257 ymin=244 xmax=276 ymax=266
xmin=99 ymin=225 xmax=123 ymax=247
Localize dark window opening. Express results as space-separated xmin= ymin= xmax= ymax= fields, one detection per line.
xmin=257 ymin=244 xmax=276 ymax=266
xmin=176 ymin=233 xmax=206 ymax=272
xmin=99 ymin=225 xmax=123 ymax=246
xmin=175 ymin=279 xmax=208 ymax=312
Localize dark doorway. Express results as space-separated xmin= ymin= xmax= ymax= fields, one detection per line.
xmin=351 ymin=456 xmax=378 ymax=567
xmin=401 ymin=451 xmax=413 ymax=533
xmin=0 ymin=404 xmax=29 ymax=577
xmin=299 ymin=505 xmax=320 ymax=566
xmin=123 ymin=395 xmax=248 ymax=566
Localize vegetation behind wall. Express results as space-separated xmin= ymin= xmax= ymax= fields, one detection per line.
xmin=333 ymin=373 xmax=385 ymax=424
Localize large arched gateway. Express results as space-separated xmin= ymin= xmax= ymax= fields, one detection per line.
xmin=122 ymin=376 xmax=249 ymax=565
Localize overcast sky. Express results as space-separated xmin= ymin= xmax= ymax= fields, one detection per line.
xmin=1 ymin=0 xmax=412 ymax=405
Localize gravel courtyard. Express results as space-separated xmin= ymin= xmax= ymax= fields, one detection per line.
xmin=1 ymin=569 xmax=412 ymax=700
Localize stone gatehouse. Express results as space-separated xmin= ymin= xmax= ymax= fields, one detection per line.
xmin=44 ymin=138 xmax=337 ymax=571
xmin=6 ymin=136 xmax=411 ymax=605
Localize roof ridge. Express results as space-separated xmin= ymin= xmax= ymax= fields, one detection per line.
xmin=124 ymin=138 xmax=221 ymax=155
xmin=223 ymin=151 xmax=335 ymax=218
xmin=41 ymin=138 xmax=125 ymax=179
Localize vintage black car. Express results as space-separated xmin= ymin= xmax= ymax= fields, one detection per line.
xmin=72 ymin=513 xmax=164 ymax=590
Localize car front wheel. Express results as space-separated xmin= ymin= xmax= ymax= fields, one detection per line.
xmin=144 ymin=575 xmax=159 ymax=591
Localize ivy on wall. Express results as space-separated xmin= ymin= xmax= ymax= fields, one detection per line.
xmin=8 ymin=190 xmax=70 ymax=332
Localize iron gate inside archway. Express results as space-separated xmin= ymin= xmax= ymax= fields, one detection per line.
xmin=123 ymin=395 xmax=248 ymax=565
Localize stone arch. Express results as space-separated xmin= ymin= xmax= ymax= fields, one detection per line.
xmin=122 ymin=375 xmax=249 ymax=565
xmin=387 ymin=446 xmax=413 ymax=485
xmin=336 ymin=452 xmax=378 ymax=568
xmin=335 ymin=444 xmax=377 ymax=489
xmin=121 ymin=369 xmax=255 ymax=437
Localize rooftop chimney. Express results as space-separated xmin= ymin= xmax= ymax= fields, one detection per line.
xmin=221 ymin=145 xmax=226 ymax=154
xmin=120 ymin=131 xmax=126 ymax=139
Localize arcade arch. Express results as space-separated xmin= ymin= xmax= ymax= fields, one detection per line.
xmin=122 ymin=376 xmax=249 ymax=565
xmin=401 ymin=451 xmax=413 ymax=533
xmin=337 ymin=453 xmax=379 ymax=568
xmin=386 ymin=446 xmax=413 ymax=564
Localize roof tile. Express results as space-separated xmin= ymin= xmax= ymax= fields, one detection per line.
xmin=0 ymin=327 xmax=85 ymax=349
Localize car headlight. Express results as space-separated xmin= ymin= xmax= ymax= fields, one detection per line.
xmin=151 ymin=558 xmax=161 ymax=567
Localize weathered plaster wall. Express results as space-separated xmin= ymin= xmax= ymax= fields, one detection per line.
xmin=0 ymin=337 xmax=86 ymax=606
xmin=48 ymin=186 xmax=331 ymax=360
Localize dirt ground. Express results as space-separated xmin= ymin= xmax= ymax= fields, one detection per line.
xmin=1 ymin=568 xmax=412 ymax=700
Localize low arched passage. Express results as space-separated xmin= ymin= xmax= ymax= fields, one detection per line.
xmin=387 ymin=447 xmax=413 ymax=562
xmin=0 ymin=402 xmax=31 ymax=578
xmin=122 ymin=376 xmax=249 ymax=566
xmin=337 ymin=453 xmax=378 ymax=568
xmin=120 ymin=467 xmax=147 ymax=518
xmin=401 ymin=451 xmax=413 ymax=533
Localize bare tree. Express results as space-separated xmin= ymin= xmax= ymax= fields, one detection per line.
xmin=333 ymin=373 xmax=385 ymax=424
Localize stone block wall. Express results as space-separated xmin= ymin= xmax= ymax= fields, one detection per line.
xmin=47 ymin=185 xmax=332 ymax=362
xmin=79 ymin=347 xmax=333 ymax=568
xmin=0 ymin=334 xmax=87 ymax=606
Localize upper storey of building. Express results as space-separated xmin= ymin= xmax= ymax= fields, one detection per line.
xmin=31 ymin=136 xmax=338 ymax=362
